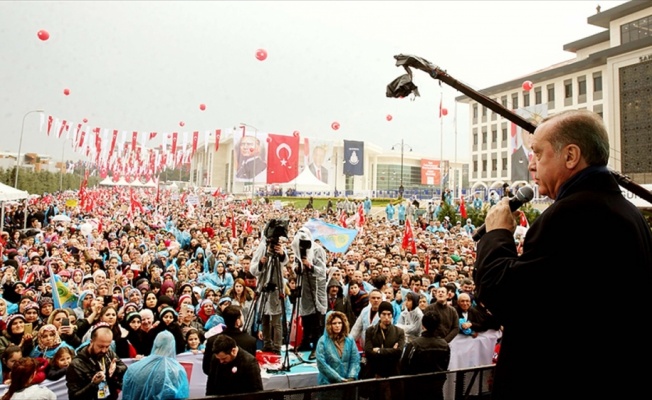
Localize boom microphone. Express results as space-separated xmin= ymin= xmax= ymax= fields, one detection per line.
xmin=472 ymin=185 xmax=535 ymax=242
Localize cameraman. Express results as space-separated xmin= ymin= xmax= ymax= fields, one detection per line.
xmin=251 ymin=229 xmax=289 ymax=355
xmin=291 ymin=227 xmax=327 ymax=360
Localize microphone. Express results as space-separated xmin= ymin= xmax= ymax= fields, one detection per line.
xmin=472 ymin=186 xmax=534 ymax=242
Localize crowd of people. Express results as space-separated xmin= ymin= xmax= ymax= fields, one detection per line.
xmin=0 ymin=110 xmax=647 ymax=399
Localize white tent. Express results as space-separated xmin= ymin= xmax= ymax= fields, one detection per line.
xmin=0 ymin=182 xmax=29 ymax=202
xmin=281 ymin=168 xmax=331 ymax=192
xmin=99 ymin=177 xmax=115 ymax=186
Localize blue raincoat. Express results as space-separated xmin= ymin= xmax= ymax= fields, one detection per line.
xmin=122 ymin=330 xmax=190 ymax=400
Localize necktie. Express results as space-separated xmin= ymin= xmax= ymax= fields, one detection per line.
xmin=317 ymin=168 xmax=321 ymax=181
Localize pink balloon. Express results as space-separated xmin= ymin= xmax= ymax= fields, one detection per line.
xmin=293 ymin=130 xmax=300 ymax=137
xmin=179 ymin=121 xmax=185 ymax=127
xmin=199 ymin=104 xmax=206 ymax=111
xmin=386 ymin=114 xmax=393 ymax=121
xmin=441 ymin=108 xmax=448 ymax=116
xmin=63 ymin=88 xmax=70 ymax=96
xmin=522 ymin=80 xmax=534 ymax=91
xmin=82 ymin=118 xmax=88 ymax=123
xmin=255 ymin=49 xmax=268 ymax=61
xmin=331 ymin=122 xmax=340 ymax=131
xmin=37 ymin=30 xmax=50 ymax=41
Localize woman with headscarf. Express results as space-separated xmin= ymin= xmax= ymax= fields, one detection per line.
xmin=213 ymin=261 xmax=234 ymax=295
xmin=315 ymin=311 xmax=360 ymax=399
xmin=0 ymin=314 xmax=34 ymax=357
xmin=157 ymin=307 xmax=186 ymax=355
xmin=121 ymin=330 xmax=189 ymax=400
xmin=28 ymin=324 xmax=74 ymax=360
xmin=47 ymin=309 xmax=81 ymax=348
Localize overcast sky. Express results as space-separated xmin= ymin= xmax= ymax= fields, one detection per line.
xmin=0 ymin=1 xmax=627 ymax=164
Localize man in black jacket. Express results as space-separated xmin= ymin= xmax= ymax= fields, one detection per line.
xmin=205 ymin=334 xmax=263 ymax=396
xmin=66 ymin=324 xmax=128 ymax=400
xmin=203 ymin=305 xmax=257 ymax=375
xmin=400 ymin=310 xmax=450 ymax=400
xmin=475 ymin=110 xmax=652 ymax=399
xmin=325 ymin=278 xmax=355 ymax=332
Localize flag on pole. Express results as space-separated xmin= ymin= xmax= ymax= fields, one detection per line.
xmin=231 ymin=214 xmax=237 ymax=238
xmin=48 ymin=262 xmax=79 ymax=309
xmin=402 ymin=218 xmax=417 ymax=255
xmin=460 ymin=195 xmax=467 ymax=219
xmin=303 ymin=218 xmax=358 ymax=253
xmin=339 ymin=210 xmax=347 ymax=228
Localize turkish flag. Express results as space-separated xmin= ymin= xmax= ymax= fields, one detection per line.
xmin=171 ymin=132 xmax=178 ymax=155
xmin=215 ymin=129 xmax=221 ymax=152
xmin=191 ymin=131 xmax=199 ymax=155
xmin=132 ymin=131 xmax=138 ymax=151
xmin=402 ymin=218 xmax=417 ymax=255
xmin=339 ymin=210 xmax=347 ymax=228
xmin=460 ymin=195 xmax=467 ymax=219
xmin=266 ymin=133 xmax=299 ymax=184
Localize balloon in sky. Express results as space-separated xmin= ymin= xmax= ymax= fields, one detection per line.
xmin=331 ymin=122 xmax=340 ymax=131
xmin=63 ymin=88 xmax=70 ymax=96
xmin=199 ymin=103 xmax=206 ymax=111
xmin=522 ymin=80 xmax=534 ymax=91
xmin=179 ymin=121 xmax=185 ymax=127
xmin=37 ymin=30 xmax=49 ymax=41
xmin=441 ymin=108 xmax=448 ymax=116
xmin=255 ymin=49 xmax=268 ymax=61
xmin=386 ymin=114 xmax=393 ymax=121
xmin=293 ymin=130 xmax=300 ymax=137
xmin=83 ymin=118 xmax=88 ymax=123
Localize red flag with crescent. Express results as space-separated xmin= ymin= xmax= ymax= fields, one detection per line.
xmin=266 ymin=133 xmax=299 ymax=184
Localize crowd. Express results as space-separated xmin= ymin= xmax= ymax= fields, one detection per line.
xmin=0 ymin=178 xmax=504 ymax=399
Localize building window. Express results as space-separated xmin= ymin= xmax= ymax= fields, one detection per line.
xmin=578 ymin=76 xmax=587 ymax=103
xmin=473 ymin=160 xmax=478 ymax=173
xmin=535 ymin=88 xmax=542 ymax=105
xmin=482 ymin=106 xmax=487 ymax=117
xmin=473 ymin=104 xmax=478 ymax=119
xmin=593 ymin=72 xmax=602 ymax=92
xmin=502 ymin=127 xmax=508 ymax=141
xmin=501 ymin=96 xmax=507 ymax=107
xmin=564 ymin=80 xmax=573 ymax=98
xmin=511 ymin=94 xmax=518 ymax=109
xmin=547 ymin=84 xmax=555 ymax=103
xmin=502 ymin=156 xmax=507 ymax=170
xmin=482 ymin=160 xmax=487 ymax=172
xmin=492 ymin=129 xmax=497 ymax=143
xmin=491 ymin=158 xmax=497 ymax=171
xmin=473 ymin=132 xmax=478 ymax=145
xmin=621 ymin=16 xmax=650 ymax=44
xmin=482 ymin=130 xmax=487 ymax=144
xmin=523 ymin=92 xmax=530 ymax=107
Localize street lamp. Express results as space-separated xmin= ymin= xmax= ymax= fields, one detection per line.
xmin=391 ymin=139 xmax=413 ymax=198
xmin=239 ymin=122 xmax=260 ymax=199
xmin=15 ymin=109 xmax=44 ymax=188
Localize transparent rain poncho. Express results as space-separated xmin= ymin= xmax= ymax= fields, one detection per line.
xmin=121 ymin=330 xmax=190 ymax=400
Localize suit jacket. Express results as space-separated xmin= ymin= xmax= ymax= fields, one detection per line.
xmin=236 ymin=156 xmax=267 ymax=179
xmin=510 ymin=145 xmax=532 ymax=182
xmin=474 ymin=166 xmax=652 ymax=399
xmin=309 ymin=163 xmax=328 ymax=183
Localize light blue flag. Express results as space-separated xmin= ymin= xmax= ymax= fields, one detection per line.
xmin=303 ymin=218 xmax=358 ymax=253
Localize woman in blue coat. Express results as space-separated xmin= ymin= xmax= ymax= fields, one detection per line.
xmin=315 ymin=311 xmax=360 ymax=398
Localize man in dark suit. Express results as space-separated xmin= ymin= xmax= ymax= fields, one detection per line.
xmin=202 ymin=305 xmax=257 ymax=375
xmin=236 ymin=135 xmax=266 ymax=179
xmin=510 ymin=128 xmax=533 ymax=183
xmin=308 ymin=145 xmax=328 ymax=183
xmin=475 ymin=110 xmax=652 ymax=399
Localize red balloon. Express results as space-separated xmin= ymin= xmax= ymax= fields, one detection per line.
xmin=386 ymin=114 xmax=393 ymax=121
xmin=82 ymin=118 xmax=88 ymax=123
xmin=255 ymin=49 xmax=268 ymax=61
xmin=37 ymin=30 xmax=49 ymax=41
xmin=522 ymin=80 xmax=534 ymax=91
xmin=63 ymin=88 xmax=70 ymax=96
xmin=199 ymin=104 xmax=206 ymax=111
xmin=441 ymin=108 xmax=448 ymax=116
xmin=293 ymin=130 xmax=300 ymax=137
xmin=331 ymin=122 xmax=340 ymax=131
xmin=179 ymin=121 xmax=185 ymax=127
xmin=266 ymin=137 xmax=272 ymax=143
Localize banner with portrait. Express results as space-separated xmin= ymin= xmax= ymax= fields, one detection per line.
xmin=234 ymin=134 xmax=268 ymax=182
xmin=301 ymin=139 xmax=333 ymax=185
xmin=511 ymin=105 xmax=547 ymax=183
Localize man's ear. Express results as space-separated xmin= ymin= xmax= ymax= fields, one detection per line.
xmin=565 ymin=145 xmax=582 ymax=168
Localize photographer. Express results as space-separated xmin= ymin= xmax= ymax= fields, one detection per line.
xmin=251 ymin=220 xmax=289 ymax=355
xmin=291 ymin=227 xmax=327 ymax=360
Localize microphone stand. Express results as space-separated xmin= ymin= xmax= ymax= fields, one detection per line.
xmin=386 ymin=53 xmax=652 ymax=204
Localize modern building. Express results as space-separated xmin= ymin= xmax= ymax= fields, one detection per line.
xmin=457 ymin=0 xmax=652 ymax=195
xmin=189 ymin=132 xmax=468 ymax=198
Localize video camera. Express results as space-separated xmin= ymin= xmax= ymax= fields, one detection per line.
xmin=298 ymin=239 xmax=311 ymax=260
xmin=264 ymin=218 xmax=289 ymax=246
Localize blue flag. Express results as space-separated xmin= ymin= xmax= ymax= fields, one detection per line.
xmin=303 ymin=218 xmax=358 ymax=253
xmin=47 ymin=263 xmax=79 ymax=309
xmin=343 ymin=140 xmax=364 ymax=176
